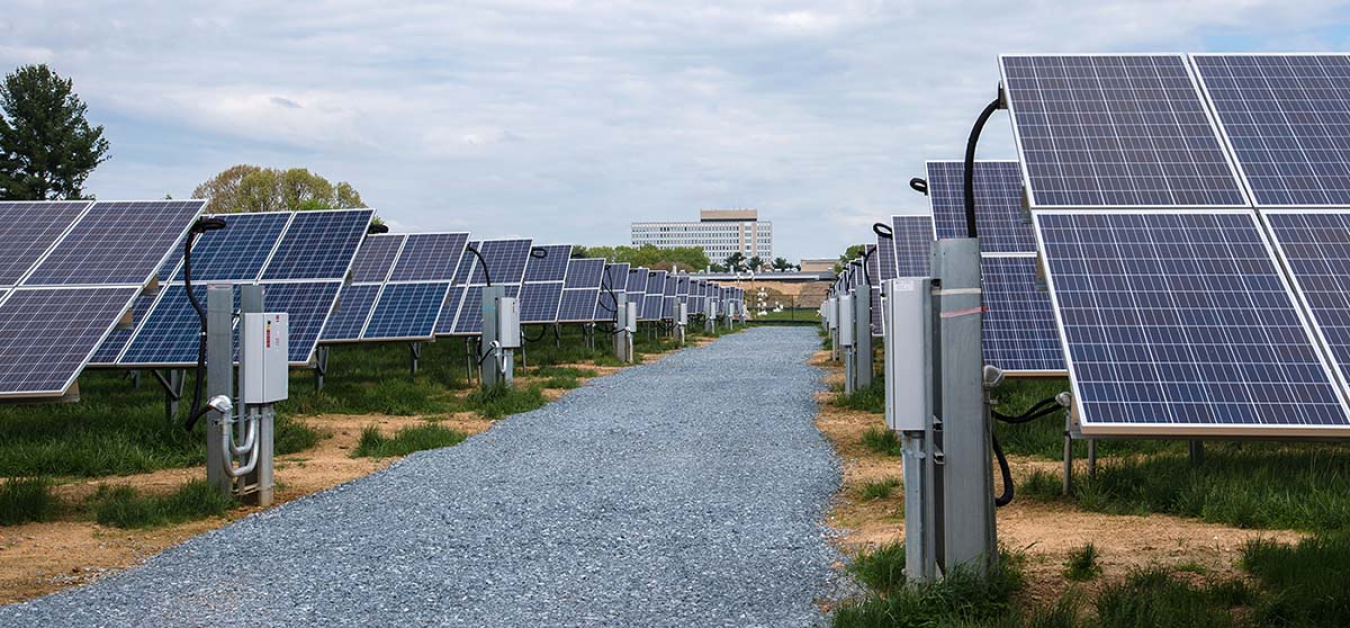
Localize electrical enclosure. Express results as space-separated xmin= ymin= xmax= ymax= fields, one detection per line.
xmin=884 ymin=278 xmax=927 ymax=431
xmin=498 ymin=296 xmax=521 ymax=349
xmin=838 ymin=293 xmax=855 ymax=347
xmin=677 ymin=303 xmax=688 ymax=326
xmin=240 ymin=312 xmax=289 ymax=404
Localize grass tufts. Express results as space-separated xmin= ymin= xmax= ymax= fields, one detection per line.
xmin=831 ymin=376 xmax=886 ymax=414
xmin=1242 ymin=533 xmax=1350 ymax=627
xmin=1063 ymin=543 xmax=1102 ymax=582
xmin=0 ymin=477 xmax=58 ymax=526
xmin=457 ymin=384 xmax=549 ymax=420
xmin=860 ymin=427 xmax=903 ymax=457
xmin=89 ymin=481 xmax=234 ymax=529
xmin=860 ymin=478 xmax=901 ymax=501
xmin=1093 ymin=567 xmax=1236 ymax=628
xmin=834 ymin=548 xmax=1025 ymax=628
xmin=352 ymin=424 xmax=467 ymax=458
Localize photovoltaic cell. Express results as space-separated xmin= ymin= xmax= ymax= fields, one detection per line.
xmin=1263 ymin=210 xmax=1350 ymax=390
xmin=642 ymin=270 xmax=667 ymax=321
xmin=1001 ymin=54 xmax=1248 ymax=208
xmin=89 ymin=290 xmax=158 ymax=364
xmin=363 ymin=282 xmax=450 ymax=340
xmin=1193 ymin=54 xmax=1350 ymax=206
xmin=524 ymin=245 xmax=572 ymax=282
xmin=261 ymin=209 xmax=373 ymax=281
xmin=0 ymin=287 xmax=139 ymax=396
xmin=893 ymin=215 xmax=934 ymax=277
xmin=172 ymin=212 xmax=291 ymax=282
xmin=627 ymin=267 xmax=649 ymax=295
xmin=520 ymin=282 xmax=565 ymax=324
xmin=980 ymin=255 xmax=1065 ymax=374
xmin=388 ymin=233 xmax=469 ymax=282
xmin=558 ymin=288 xmax=600 ymax=323
xmin=876 ymin=231 xmax=897 ymax=282
xmin=26 ymin=200 xmax=204 ymax=286
xmin=0 ymin=201 xmax=89 ymax=286
xmin=469 ymin=240 xmax=532 ymax=286
xmin=1035 ymin=209 xmax=1349 ymax=435
xmin=435 ymin=286 xmax=466 ymax=336
xmin=258 ymin=282 xmax=342 ymax=363
xmin=564 ymin=258 xmax=605 ymax=289
xmin=349 ymin=234 xmax=405 ymax=283
xmin=321 ymin=284 xmax=381 ymax=342
xmin=454 ymin=242 xmax=479 ymax=285
xmin=452 ymin=285 xmax=521 ymax=335
xmin=120 ymin=285 xmax=236 ymax=366
xmin=927 ymin=161 xmax=1036 ymax=253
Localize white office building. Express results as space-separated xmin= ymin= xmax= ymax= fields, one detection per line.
xmin=631 ymin=209 xmax=772 ymax=263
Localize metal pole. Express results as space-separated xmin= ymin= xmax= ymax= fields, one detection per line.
xmin=1087 ymin=439 xmax=1098 ymax=480
xmin=239 ymin=284 xmax=272 ymax=507
xmin=1062 ymin=419 xmax=1074 ymax=496
xmin=409 ymin=342 xmax=421 ymax=377
xmin=314 ymin=346 xmax=328 ymax=392
xmin=205 ymin=285 xmax=233 ymax=498
xmin=1189 ymin=440 xmax=1204 ymax=468
xmin=481 ymin=286 xmax=504 ymax=388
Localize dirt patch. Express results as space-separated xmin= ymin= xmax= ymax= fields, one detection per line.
xmin=811 ymin=348 xmax=1305 ymax=606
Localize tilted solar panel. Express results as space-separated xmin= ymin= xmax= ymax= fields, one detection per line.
xmin=594 ymin=262 xmax=629 ymax=321
xmin=434 ymin=285 xmax=467 ymax=336
xmin=1193 ymin=53 xmax=1350 ymax=207
xmin=1000 ymin=54 xmax=1248 ymax=208
xmin=927 ymin=161 xmax=1035 ymax=253
xmin=0 ymin=287 xmax=140 ymax=397
xmin=520 ymin=282 xmax=566 ymax=324
xmin=454 ymin=242 xmax=479 ymax=285
xmin=1262 ymin=210 xmax=1350 ymax=392
xmin=876 ymin=229 xmax=897 ymax=282
xmin=0 ymin=201 xmax=89 ymax=286
xmin=389 ymin=233 xmax=470 ymax=282
xmin=1034 ymin=209 xmax=1350 ymax=436
xmin=454 ymin=285 xmax=521 ymax=335
xmin=627 ymin=267 xmax=649 ymax=294
xmin=261 ymin=209 xmax=374 ymax=281
xmin=89 ymin=290 xmax=160 ymax=365
xmin=120 ymin=285 xmax=237 ymax=367
xmin=980 ymin=255 xmax=1065 ymax=375
xmin=524 ymin=245 xmax=572 ymax=283
xmin=469 ymin=239 xmax=532 ymax=286
xmin=26 ymin=201 xmax=204 ymax=286
xmin=564 ymin=258 xmax=605 ymax=289
xmin=349 ymin=234 xmax=405 ymax=283
xmin=893 ymin=215 xmax=934 ymax=277
xmin=559 ymin=258 xmax=605 ymax=322
xmin=321 ymin=284 xmax=382 ymax=342
xmin=363 ymin=282 xmax=452 ymax=340
xmin=642 ymin=270 xmax=667 ymax=321
xmin=171 ymin=212 xmax=292 ymax=282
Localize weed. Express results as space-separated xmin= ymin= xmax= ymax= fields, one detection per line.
xmin=834 ymin=549 xmax=1025 ymax=628
xmin=1063 ymin=543 xmax=1102 ymax=582
xmin=860 ymin=427 xmax=903 ymax=457
xmin=831 ymin=377 xmax=886 ymax=414
xmin=89 ymin=481 xmax=234 ymax=529
xmin=0 ymin=477 xmax=58 ymax=526
xmin=353 ymin=424 xmax=466 ymax=458
xmin=1243 ymin=533 xmax=1350 ymax=627
xmin=1018 ymin=469 xmax=1064 ymax=501
xmin=860 ymin=478 xmax=901 ymax=501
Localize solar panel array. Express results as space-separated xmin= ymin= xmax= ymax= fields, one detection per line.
xmin=559 ymin=258 xmax=605 ymax=323
xmin=322 ymin=232 xmax=469 ymax=343
xmin=1194 ymin=54 xmax=1350 ymax=207
xmin=1034 ymin=209 xmax=1350 ymax=436
xmin=0 ymin=200 xmax=204 ymax=398
xmin=1262 ymin=210 xmax=1350 ymax=392
xmin=519 ymin=245 xmax=572 ymax=324
xmin=1000 ymin=54 xmax=1249 ymax=208
xmin=109 ymin=209 xmax=373 ymax=367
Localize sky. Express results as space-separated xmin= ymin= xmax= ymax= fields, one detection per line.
xmin=2 ymin=1 xmax=1349 ymax=261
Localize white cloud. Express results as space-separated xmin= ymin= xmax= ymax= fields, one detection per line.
xmin=0 ymin=0 xmax=1346 ymax=258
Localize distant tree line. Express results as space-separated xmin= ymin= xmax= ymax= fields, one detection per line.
xmin=573 ymin=244 xmax=710 ymax=273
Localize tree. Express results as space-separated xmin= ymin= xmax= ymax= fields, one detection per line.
xmin=747 ymin=256 xmax=763 ymax=272
xmin=570 ymin=245 xmax=589 ymax=259
xmin=724 ymin=252 xmax=746 ymax=272
xmin=771 ymin=257 xmax=792 ymax=272
xmin=192 ymin=165 xmax=367 ymax=214
xmin=709 ymin=263 xmax=728 ymax=272
xmin=0 ymin=64 xmax=109 ymax=200
xmin=577 ymin=244 xmax=710 ymax=272
xmin=834 ymin=244 xmax=868 ymax=273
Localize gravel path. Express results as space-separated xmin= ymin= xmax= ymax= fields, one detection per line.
xmin=3 ymin=327 xmax=841 ymax=627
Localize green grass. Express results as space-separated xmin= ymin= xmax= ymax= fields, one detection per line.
xmin=0 ymin=477 xmax=58 ymax=526
xmin=1243 ymin=533 xmax=1350 ymax=627
xmin=990 ymin=378 xmax=1180 ymax=461
xmin=352 ymin=424 xmax=467 ymax=458
xmin=1061 ymin=444 xmax=1350 ymax=531
xmin=860 ymin=478 xmax=901 ymax=501
xmin=452 ymin=384 xmax=549 ymax=420
xmin=89 ymin=480 xmax=234 ymax=529
xmin=1018 ymin=469 xmax=1064 ymax=501
xmin=833 ymin=546 xmax=1026 ymax=628
xmin=1094 ymin=568 xmax=1239 ymax=628
xmin=860 ymin=427 xmax=903 ymax=457
xmin=831 ymin=376 xmax=886 ymax=414
xmin=749 ymin=308 xmax=819 ymax=324
xmin=1063 ymin=543 xmax=1102 ymax=582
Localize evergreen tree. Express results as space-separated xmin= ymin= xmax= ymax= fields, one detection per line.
xmin=0 ymin=64 xmax=110 ymax=200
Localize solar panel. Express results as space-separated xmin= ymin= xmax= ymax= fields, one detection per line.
xmin=349 ymin=234 xmax=406 ymax=283
xmin=255 ymin=282 xmax=342 ymax=362
xmin=469 ymin=239 xmax=532 ymax=286
xmin=26 ymin=201 xmax=204 ymax=286
xmin=1262 ymin=210 xmax=1350 ymax=392
xmin=1000 ymin=54 xmax=1249 ymax=208
xmin=558 ymin=289 xmax=601 ymax=323
xmin=564 ymin=258 xmax=605 ymax=289
xmin=520 ymin=282 xmax=565 ymax=324
xmin=892 ymin=215 xmax=934 ymax=277
xmin=388 ymin=233 xmax=470 ymax=282
xmin=434 ymin=285 xmax=466 ymax=336
xmin=454 ymin=242 xmax=479 ymax=285
xmin=642 ymin=270 xmax=667 ymax=321
xmin=89 ymin=290 xmax=159 ymax=365
xmin=1193 ymin=53 xmax=1350 ymax=206
xmin=120 ymin=285 xmax=236 ymax=366
xmin=0 ymin=201 xmax=89 ymax=286
xmin=594 ymin=263 xmax=630 ymax=321
xmin=1034 ymin=209 xmax=1349 ymax=436
xmin=0 ymin=287 xmax=141 ymax=396
xmin=321 ymin=284 xmax=382 ymax=342
xmin=980 ymin=255 xmax=1065 ymax=375
xmin=524 ymin=245 xmax=572 ymax=282
xmin=452 ymin=285 xmax=522 ymax=335
xmin=261 ymin=209 xmax=373 ymax=281
xmin=627 ymin=267 xmax=649 ymax=294
xmin=927 ymin=161 xmax=1036 ymax=253
xmin=171 ymin=212 xmax=291 ymax=282
xmin=362 ymin=282 xmax=451 ymax=340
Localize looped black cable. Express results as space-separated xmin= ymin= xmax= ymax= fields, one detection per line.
xmin=993 ymin=435 xmax=1014 ymax=507
xmin=909 ymin=178 xmax=929 ymax=195
xmin=873 ymin=222 xmax=893 ymax=239
xmin=992 ymin=397 xmax=1062 ymax=424
xmin=530 ymin=247 xmax=548 ymax=259
xmin=181 ymin=216 xmax=227 ymax=431
xmin=522 ymin=325 xmax=548 ymax=343
xmin=367 ymin=223 xmax=390 ymax=234
xmin=964 ymin=94 xmax=1003 ymax=238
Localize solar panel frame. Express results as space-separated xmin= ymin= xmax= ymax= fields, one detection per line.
xmin=980 ymin=254 xmax=1067 ymax=376
xmin=169 ymin=211 xmax=293 ymax=283
xmin=321 ymin=283 xmax=382 ymax=343
xmin=25 ymin=200 xmax=206 ymax=287
xmin=518 ymin=244 xmax=572 ymax=325
xmin=387 ymin=232 xmax=471 ymax=282
xmin=558 ymin=258 xmax=606 ymax=323
xmin=349 ymin=234 xmax=407 ymax=283
xmin=1192 ymin=53 xmax=1350 ymax=207
xmin=594 ymin=262 xmax=629 ymax=321
xmin=0 ymin=286 xmax=141 ymax=397
xmin=999 ymin=54 xmax=1251 ymax=209
xmin=361 ymin=281 xmax=453 ymax=341
xmin=1034 ymin=207 xmax=1350 ymax=436
xmin=445 ymin=238 xmax=533 ymax=336
xmin=892 ymin=215 xmax=935 ymax=277
xmin=927 ymin=160 xmax=1037 ymax=253
xmin=260 ymin=208 xmax=374 ymax=281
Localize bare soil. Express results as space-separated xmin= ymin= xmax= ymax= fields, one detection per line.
xmin=810 ymin=349 xmax=1304 ymax=606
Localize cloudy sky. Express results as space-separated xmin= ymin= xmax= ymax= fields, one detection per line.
xmin=3 ymin=1 xmax=1348 ymax=260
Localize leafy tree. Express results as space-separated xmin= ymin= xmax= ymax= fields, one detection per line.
xmin=771 ymin=257 xmax=792 ymax=271
xmin=747 ymin=256 xmax=763 ymax=272
xmin=724 ymin=252 xmax=746 ymax=272
xmin=570 ymin=245 xmax=589 ymax=259
xmin=192 ymin=165 xmax=367 ymax=214
xmin=834 ymin=244 xmax=868 ymax=273
xmin=709 ymin=263 xmax=728 ymax=272
xmin=0 ymin=64 xmax=110 ymax=200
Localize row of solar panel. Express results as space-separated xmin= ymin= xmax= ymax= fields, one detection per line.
xmin=1000 ymin=53 xmax=1350 ymax=210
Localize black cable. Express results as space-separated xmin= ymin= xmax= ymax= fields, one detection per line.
xmin=860 ymin=246 xmax=874 ymax=287
xmin=909 ymin=178 xmax=929 ymax=195
xmin=964 ymin=94 xmax=1003 ymax=239
xmin=597 ymin=264 xmax=619 ymax=314
xmin=466 ymin=245 xmax=492 ymax=286
xmin=523 ymin=325 xmax=548 ymax=343
xmin=992 ymin=396 xmax=1062 ymax=424
xmin=873 ymin=222 xmax=893 ymax=239
xmin=993 ymin=435 xmax=1014 ymax=508
xmin=180 ymin=216 xmax=227 ymax=431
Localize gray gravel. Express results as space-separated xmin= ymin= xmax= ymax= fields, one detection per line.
xmin=2 ymin=326 xmax=842 ymax=627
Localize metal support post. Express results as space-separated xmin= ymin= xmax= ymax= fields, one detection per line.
xmin=314 ymin=346 xmax=328 ymax=392
xmin=855 ymin=287 xmax=873 ymax=390
xmin=239 ymin=285 xmax=272 ymax=507
xmin=409 ymin=342 xmax=421 ymax=377
xmin=1189 ymin=440 xmax=1204 ymax=468
xmin=205 ymin=285 xmax=233 ymax=498
xmin=932 ymin=238 xmax=995 ymax=577
xmin=1087 ymin=439 xmax=1098 ymax=480
xmin=1062 ymin=421 xmax=1074 ymax=496
xmin=152 ymin=369 xmax=184 ymax=423
xmin=481 ymin=286 xmax=505 ymax=388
